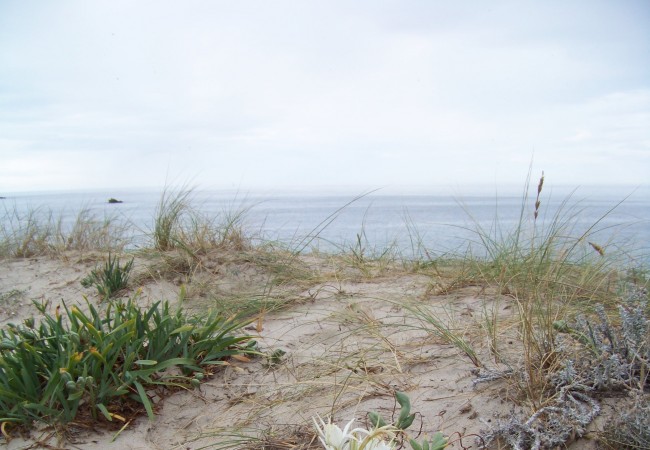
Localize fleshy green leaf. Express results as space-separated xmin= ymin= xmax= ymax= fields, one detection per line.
xmin=368 ymin=411 xmax=388 ymax=428
xmin=397 ymin=412 xmax=415 ymax=430
xmin=134 ymin=381 xmax=154 ymax=421
xmin=97 ymin=403 xmax=113 ymax=421
xmin=135 ymin=360 xmax=158 ymax=366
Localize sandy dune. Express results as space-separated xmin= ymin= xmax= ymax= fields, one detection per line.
xmin=0 ymin=252 xmax=610 ymax=449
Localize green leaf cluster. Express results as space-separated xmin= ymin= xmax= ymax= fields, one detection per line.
xmin=80 ymin=254 xmax=134 ymax=300
xmin=368 ymin=391 xmax=416 ymax=431
xmin=409 ymin=432 xmax=448 ymax=450
xmin=0 ymin=296 xmax=252 ymax=427
xmin=368 ymin=392 xmax=448 ymax=450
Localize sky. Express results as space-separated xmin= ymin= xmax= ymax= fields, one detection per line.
xmin=1 ymin=1 xmax=649 ymax=193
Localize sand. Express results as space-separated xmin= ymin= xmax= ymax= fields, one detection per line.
xmin=0 ymin=251 xmax=610 ymax=449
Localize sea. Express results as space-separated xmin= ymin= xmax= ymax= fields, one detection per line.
xmin=1 ymin=185 xmax=649 ymax=265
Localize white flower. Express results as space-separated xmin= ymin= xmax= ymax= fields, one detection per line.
xmin=354 ymin=426 xmax=396 ymax=450
xmin=312 ymin=415 xmax=358 ymax=450
xmin=312 ymin=415 xmax=397 ymax=450
xmin=361 ymin=438 xmax=395 ymax=450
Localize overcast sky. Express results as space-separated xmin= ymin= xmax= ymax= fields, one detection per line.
xmin=1 ymin=1 xmax=649 ymax=193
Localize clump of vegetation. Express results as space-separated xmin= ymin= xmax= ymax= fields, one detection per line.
xmin=464 ymin=172 xmax=622 ymax=394
xmin=314 ymin=392 xmax=448 ymax=450
xmin=0 ymin=208 xmax=53 ymax=258
xmin=449 ymin=171 xmax=650 ymax=449
xmin=1 ymin=206 xmax=130 ymax=258
xmin=151 ymin=186 xmax=252 ymax=264
xmin=153 ymin=187 xmax=194 ymax=252
xmin=344 ymin=228 xmax=399 ymax=278
xmin=0 ymin=296 xmax=252 ymax=429
xmin=61 ymin=208 xmax=131 ymax=254
xmin=1 ymin=176 xmax=647 ymax=449
xmin=555 ymin=283 xmax=649 ymax=391
xmin=477 ymin=283 xmax=649 ymax=449
xmin=81 ymin=254 xmax=134 ymax=299
xmin=601 ymin=392 xmax=650 ymax=449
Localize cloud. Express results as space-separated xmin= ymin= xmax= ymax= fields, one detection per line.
xmin=566 ymin=130 xmax=593 ymax=143
xmin=0 ymin=1 xmax=648 ymax=191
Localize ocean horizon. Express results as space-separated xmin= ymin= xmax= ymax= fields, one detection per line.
xmin=2 ymin=184 xmax=649 ymax=264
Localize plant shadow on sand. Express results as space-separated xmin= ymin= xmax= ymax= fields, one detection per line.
xmin=0 ymin=177 xmax=647 ymax=450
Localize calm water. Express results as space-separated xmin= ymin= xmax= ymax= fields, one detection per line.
xmin=2 ymin=186 xmax=649 ymax=263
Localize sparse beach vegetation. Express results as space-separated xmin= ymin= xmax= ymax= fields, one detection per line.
xmin=80 ymin=253 xmax=134 ymax=300
xmin=0 ymin=178 xmax=647 ymax=449
xmin=0 ymin=205 xmax=130 ymax=259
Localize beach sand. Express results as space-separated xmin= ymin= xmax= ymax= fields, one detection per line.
xmin=0 ymin=251 xmax=613 ymax=449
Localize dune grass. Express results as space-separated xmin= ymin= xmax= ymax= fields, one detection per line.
xmin=0 ymin=205 xmax=131 ymax=259
xmin=152 ymin=186 xmax=254 ymax=254
xmin=457 ymin=173 xmax=625 ymax=398
xmin=438 ymin=173 xmax=650 ymax=448
xmin=0 ymin=179 xmax=647 ymax=449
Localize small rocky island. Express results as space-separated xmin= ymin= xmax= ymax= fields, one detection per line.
xmin=107 ymin=198 xmax=123 ymax=204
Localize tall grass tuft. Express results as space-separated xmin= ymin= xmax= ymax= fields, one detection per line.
xmin=153 ymin=186 xmax=194 ymax=251
xmin=0 ymin=207 xmax=53 ymax=258
xmin=1 ymin=205 xmax=131 ymax=258
xmin=56 ymin=207 xmax=132 ymax=254
xmin=463 ymin=171 xmax=624 ymax=401
xmin=151 ymin=186 xmax=252 ymax=258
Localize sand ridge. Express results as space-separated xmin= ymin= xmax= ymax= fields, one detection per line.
xmin=0 ymin=252 xmax=606 ymax=449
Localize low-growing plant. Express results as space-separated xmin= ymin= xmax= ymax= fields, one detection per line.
xmin=368 ymin=391 xmax=415 ymax=431
xmin=313 ymin=392 xmax=448 ymax=450
xmin=409 ymin=434 xmax=448 ymax=450
xmin=0 ymin=295 xmax=252 ymax=429
xmin=477 ymin=283 xmax=649 ymax=449
xmin=553 ymin=283 xmax=649 ymax=392
xmin=601 ymin=392 xmax=649 ymax=449
xmin=395 ymin=300 xmax=481 ymax=368
xmin=344 ymin=231 xmax=398 ymax=278
xmin=81 ymin=254 xmax=134 ymax=299
xmin=264 ymin=348 xmax=287 ymax=367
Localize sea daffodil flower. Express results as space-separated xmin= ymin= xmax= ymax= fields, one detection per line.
xmin=360 ymin=438 xmax=395 ymax=450
xmin=313 ymin=415 xmax=397 ymax=450
xmin=354 ymin=427 xmax=396 ymax=450
xmin=312 ymin=415 xmax=358 ymax=450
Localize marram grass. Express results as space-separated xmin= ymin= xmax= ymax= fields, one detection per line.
xmin=0 ymin=205 xmax=130 ymax=259
xmin=0 ymin=177 xmax=647 ymax=449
